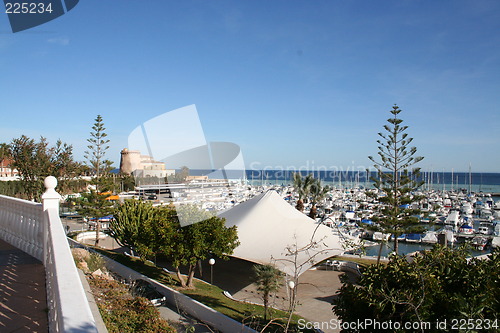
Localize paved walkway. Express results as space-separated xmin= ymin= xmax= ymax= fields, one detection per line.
xmin=194 ymin=257 xmax=346 ymax=333
xmin=0 ymin=239 xmax=48 ymax=332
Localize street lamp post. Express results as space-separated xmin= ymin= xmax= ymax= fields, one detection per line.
xmin=285 ymin=279 xmax=297 ymax=332
xmin=209 ymin=258 xmax=216 ymax=284
xmin=288 ymin=280 xmax=296 ymax=310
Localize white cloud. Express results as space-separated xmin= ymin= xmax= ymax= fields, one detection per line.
xmin=47 ymin=37 xmax=70 ymax=46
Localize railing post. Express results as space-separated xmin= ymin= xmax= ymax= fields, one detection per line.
xmin=42 ymin=176 xmax=61 ymax=212
xmin=42 ymin=176 xmax=61 ymax=267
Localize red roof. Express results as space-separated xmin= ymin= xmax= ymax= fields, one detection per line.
xmin=0 ymin=158 xmax=14 ymax=167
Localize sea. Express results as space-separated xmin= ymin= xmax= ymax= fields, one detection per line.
xmin=245 ymin=170 xmax=500 ymax=192
xmin=190 ymin=169 xmax=500 ymax=194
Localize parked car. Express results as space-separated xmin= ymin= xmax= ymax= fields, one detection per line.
xmin=130 ymin=279 xmax=166 ymax=306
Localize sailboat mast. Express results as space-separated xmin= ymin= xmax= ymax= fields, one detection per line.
xmin=451 ymin=168 xmax=454 ymax=191
xmin=469 ymin=163 xmax=472 ymax=194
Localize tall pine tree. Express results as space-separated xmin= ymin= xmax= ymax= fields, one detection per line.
xmin=368 ymin=105 xmax=424 ymax=256
xmin=84 ymin=115 xmax=113 ymax=191
xmin=82 ymin=115 xmax=114 ymax=246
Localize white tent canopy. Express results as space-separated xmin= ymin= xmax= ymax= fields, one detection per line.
xmin=218 ymin=190 xmax=347 ymax=276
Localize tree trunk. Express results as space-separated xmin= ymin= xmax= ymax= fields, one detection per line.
xmin=186 ymin=264 xmax=196 ymax=289
xmin=376 ymin=241 xmax=383 ymax=266
xmin=309 ymin=205 xmax=317 ymax=219
xmin=176 ymin=267 xmax=187 ymax=288
xmin=296 ymin=199 xmax=304 ymax=212
xmin=197 ymin=260 xmax=203 ymax=278
xmin=94 ymin=220 xmax=100 ymax=246
xmin=394 ymin=236 xmax=399 ymax=255
xmin=286 ymin=285 xmax=297 ymax=332
xmin=263 ymin=291 xmax=269 ymax=321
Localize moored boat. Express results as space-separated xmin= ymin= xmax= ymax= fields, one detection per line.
xmin=373 ymin=232 xmax=391 ymax=241
xmin=459 ymin=223 xmax=475 ymax=235
xmin=478 ymin=221 xmax=494 ymax=235
xmin=405 ymin=233 xmax=423 ymax=243
xmin=471 ymin=236 xmax=489 ymax=251
xmin=421 ymin=231 xmax=438 ymax=244
xmin=458 ymin=217 xmax=475 ymax=234
xmin=445 ymin=209 xmax=462 ymax=231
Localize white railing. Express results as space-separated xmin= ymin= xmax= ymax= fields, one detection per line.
xmin=0 ymin=192 xmax=44 ymax=260
xmin=0 ymin=176 xmax=98 ymax=333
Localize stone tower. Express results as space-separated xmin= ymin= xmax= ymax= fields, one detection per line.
xmin=119 ymin=149 xmax=141 ymax=175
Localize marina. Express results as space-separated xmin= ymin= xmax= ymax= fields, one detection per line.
xmin=116 ymin=170 xmax=500 ymax=258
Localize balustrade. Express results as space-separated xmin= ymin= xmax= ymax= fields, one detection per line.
xmin=0 ymin=176 xmax=98 ymax=333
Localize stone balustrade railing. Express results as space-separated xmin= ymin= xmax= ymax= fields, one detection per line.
xmin=0 ymin=176 xmax=98 ymax=333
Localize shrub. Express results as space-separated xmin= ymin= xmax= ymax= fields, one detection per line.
xmin=88 ymin=277 xmax=175 ymax=333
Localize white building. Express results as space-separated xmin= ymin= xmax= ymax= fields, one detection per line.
xmin=0 ymin=158 xmax=19 ymax=181
xmin=119 ymin=148 xmax=175 ymax=178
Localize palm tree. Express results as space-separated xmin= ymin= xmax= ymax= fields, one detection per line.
xmin=252 ymin=264 xmax=283 ymax=321
xmin=292 ymin=173 xmax=315 ymax=212
xmin=308 ymin=179 xmax=330 ymax=219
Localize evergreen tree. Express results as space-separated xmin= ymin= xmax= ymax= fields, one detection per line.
xmin=10 ymin=136 xmax=79 ymax=200
xmin=77 ymin=190 xmax=114 ymax=246
xmin=0 ymin=143 xmax=11 ymax=161
xmin=178 ymin=166 xmax=190 ymax=182
xmin=109 ymin=200 xmax=161 ymax=257
xmin=84 ymin=115 xmax=114 ymax=245
xmin=84 ymin=115 xmax=113 ymax=191
xmin=167 ymin=213 xmax=239 ymax=288
xmin=51 ymin=139 xmax=82 ymax=193
xmin=368 ymin=105 xmax=424 ymax=256
xmin=334 ymin=246 xmax=500 ymax=330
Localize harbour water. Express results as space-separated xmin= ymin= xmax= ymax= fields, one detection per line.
xmin=359 ymin=240 xmax=490 ymax=258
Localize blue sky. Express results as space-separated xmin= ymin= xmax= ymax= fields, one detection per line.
xmin=1 ymin=0 xmax=499 ymax=173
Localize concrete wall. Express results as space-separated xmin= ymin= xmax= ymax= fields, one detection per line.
xmin=76 ymin=231 xmax=107 ymax=242
xmin=78 ymin=269 xmax=109 ymax=333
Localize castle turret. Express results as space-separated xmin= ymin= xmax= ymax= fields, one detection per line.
xmin=119 ymin=149 xmax=141 ymax=175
